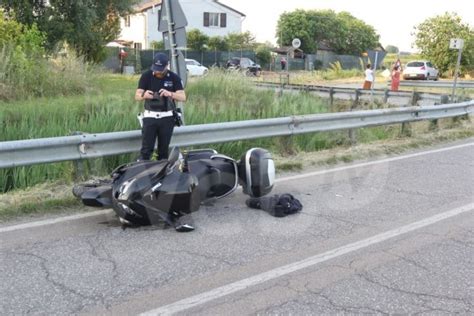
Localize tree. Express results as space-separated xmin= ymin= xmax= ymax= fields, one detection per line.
xmin=276 ymin=10 xmax=315 ymax=53
xmin=150 ymin=40 xmax=164 ymax=50
xmin=225 ymin=32 xmax=256 ymax=51
xmin=335 ymin=12 xmax=379 ymax=55
xmin=187 ymin=28 xmax=209 ymax=51
xmin=255 ymin=44 xmax=272 ymax=68
xmin=2 ymin=0 xmax=138 ymax=62
xmin=0 ymin=12 xmax=45 ymax=54
xmin=207 ymin=36 xmax=228 ymax=51
xmin=413 ymin=12 xmax=473 ymax=74
xmin=385 ymin=45 xmax=399 ymax=54
xmin=276 ymin=9 xmax=379 ymax=55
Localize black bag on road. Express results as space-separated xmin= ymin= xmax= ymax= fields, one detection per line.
xmin=246 ymin=193 xmax=303 ymax=217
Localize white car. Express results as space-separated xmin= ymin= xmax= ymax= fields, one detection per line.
xmin=402 ymin=61 xmax=439 ymax=80
xmin=185 ymin=59 xmax=208 ymax=76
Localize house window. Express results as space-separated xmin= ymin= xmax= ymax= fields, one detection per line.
xmin=203 ymin=12 xmax=227 ymax=28
xmin=125 ymin=15 xmax=131 ymax=27
xmin=209 ymin=13 xmax=219 ymax=26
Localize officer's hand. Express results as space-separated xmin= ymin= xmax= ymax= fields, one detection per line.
xmin=159 ymin=89 xmax=173 ymax=98
xmin=143 ymin=90 xmax=154 ymax=100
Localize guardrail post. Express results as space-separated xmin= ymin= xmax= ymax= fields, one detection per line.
xmin=329 ymin=88 xmax=335 ymax=106
xmin=348 ymin=89 xmax=360 ymax=145
xmin=401 ymin=92 xmax=419 ymax=136
xmin=430 ymin=95 xmax=449 ymax=130
xmin=451 ymin=95 xmax=469 ymax=125
xmin=279 ymin=72 xmax=289 ymax=86
xmin=440 ymin=94 xmax=449 ymax=104
xmin=70 ymin=131 xmax=86 ymax=180
xmin=383 ymin=89 xmax=389 ymax=104
xmin=460 ymin=96 xmax=470 ymax=122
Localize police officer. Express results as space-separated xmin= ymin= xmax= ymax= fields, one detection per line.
xmin=135 ymin=53 xmax=186 ymax=161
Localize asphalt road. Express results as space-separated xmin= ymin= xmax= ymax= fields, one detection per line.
xmin=1 ymin=140 xmax=473 ymax=315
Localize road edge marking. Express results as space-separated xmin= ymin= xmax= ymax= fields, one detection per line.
xmin=141 ymin=203 xmax=474 ymax=315
xmin=0 ymin=209 xmax=112 ymax=233
xmin=1 ymin=142 xmax=472 ymax=233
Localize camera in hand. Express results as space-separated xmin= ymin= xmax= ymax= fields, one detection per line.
xmin=146 ymin=92 xmax=167 ymax=110
xmin=152 ymin=91 xmax=162 ymax=100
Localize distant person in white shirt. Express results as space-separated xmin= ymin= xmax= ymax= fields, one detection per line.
xmin=363 ymin=64 xmax=374 ymax=89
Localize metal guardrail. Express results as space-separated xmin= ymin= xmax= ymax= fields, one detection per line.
xmin=389 ymin=80 xmax=474 ymax=89
xmin=1 ymin=101 xmax=472 ymax=169
xmin=255 ymin=82 xmax=446 ymax=105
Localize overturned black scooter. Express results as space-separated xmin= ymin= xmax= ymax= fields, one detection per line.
xmin=73 ymin=147 xmax=275 ymax=232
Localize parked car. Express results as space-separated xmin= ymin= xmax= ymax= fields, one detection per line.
xmin=185 ymin=59 xmax=208 ymax=76
xmin=225 ymin=57 xmax=261 ymax=76
xmin=402 ymin=61 xmax=439 ymax=80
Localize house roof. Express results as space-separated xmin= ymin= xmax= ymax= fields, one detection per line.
xmin=272 ymin=46 xmax=303 ymax=54
xmin=317 ymin=41 xmax=333 ymax=51
xmin=135 ymin=0 xmax=245 ymax=17
xmin=135 ymin=0 xmax=161 ymax=13
xmin=214 ymin=1 xmax=245 ymax=17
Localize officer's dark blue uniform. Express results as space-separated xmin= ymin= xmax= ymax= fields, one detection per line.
xmin=135 ymin=53 xmax=185 ymax=160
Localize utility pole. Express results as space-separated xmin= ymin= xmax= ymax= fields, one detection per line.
xmin=163 ymin=0 xmax=178 ymax=74
xmin=371 ymin=51 xmax=379 ymax=91
xmin=158 ymin=0 xmax=188 ymax=122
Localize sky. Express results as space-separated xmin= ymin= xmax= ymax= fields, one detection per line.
xmin=219 ymin=0 xmax=473 ymax=52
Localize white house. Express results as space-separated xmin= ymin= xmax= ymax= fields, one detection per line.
xmin=116 ymin=0 xmax=245 ymax=49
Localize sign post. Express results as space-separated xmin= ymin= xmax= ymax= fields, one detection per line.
xmin=158 ymin=0 xmax=188 ymax=122
xmin=367 ymin=50 xmax=386 ymax=91
xmin=287 ymin=38 xmax=301 ymax=73
xmin=450 ymin=38 xmax=464 ymax=102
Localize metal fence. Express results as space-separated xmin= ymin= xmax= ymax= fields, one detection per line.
xmin=102 ymin=48 xmax=374 ymax=73
xmin=102 ymin=48 xmax=258 ymax=73
xmin=1 ymin=101 xmax=472 ymax=169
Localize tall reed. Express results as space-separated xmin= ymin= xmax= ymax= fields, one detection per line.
xmin=0 ymin=45 xmax=98 ymax=101
xmin=1 ymin=71 xmax=391 ymax=192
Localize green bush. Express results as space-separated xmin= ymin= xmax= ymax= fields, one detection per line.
xmin=255 ymin=45 xmax=272 ymax=68
xmin=0 ymin=13 xmax=97 ymax=101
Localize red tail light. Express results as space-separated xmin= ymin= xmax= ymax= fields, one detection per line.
xmin=420 ymin=66 xmax=425 ymax=70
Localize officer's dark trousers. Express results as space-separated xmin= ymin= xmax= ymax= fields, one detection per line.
xmin=139 ymin=116 xmax=175 ymax=160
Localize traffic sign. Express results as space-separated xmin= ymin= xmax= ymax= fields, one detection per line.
xmin=163 ymin=28 xmax=187 ymax=50
xmin=158 ymin=0 xmax=187 ymax=31
xmin=449 ymin=38 xmax=464 ymax=50
xmin=292 ymin=38 xmax=301 ymax=49
xmin=176 ymin=50 xmax=187 ymax=87
xmin=367 ymin=50 xmax=386 ymax=68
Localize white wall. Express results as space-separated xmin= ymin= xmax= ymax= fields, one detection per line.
xmin=117 ymin=0 xmax=244 ymax=49
xmin=118 ymin=13 xmax=147 ymax=47
xmin=180 ymin=0 xmax=243 ymax=37
xmin=146 ymin=7 xmax=161 ymax=47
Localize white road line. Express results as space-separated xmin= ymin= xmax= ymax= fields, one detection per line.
xmin=141 ymin=203 xmax=473 ymax=316
xmin=0 ymin=210 xmax=112 ymax=233
xmin=1 ymin=142 xmax=472 ymax=233
xmin=276 ymin=142 xmax=474 ymax=183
